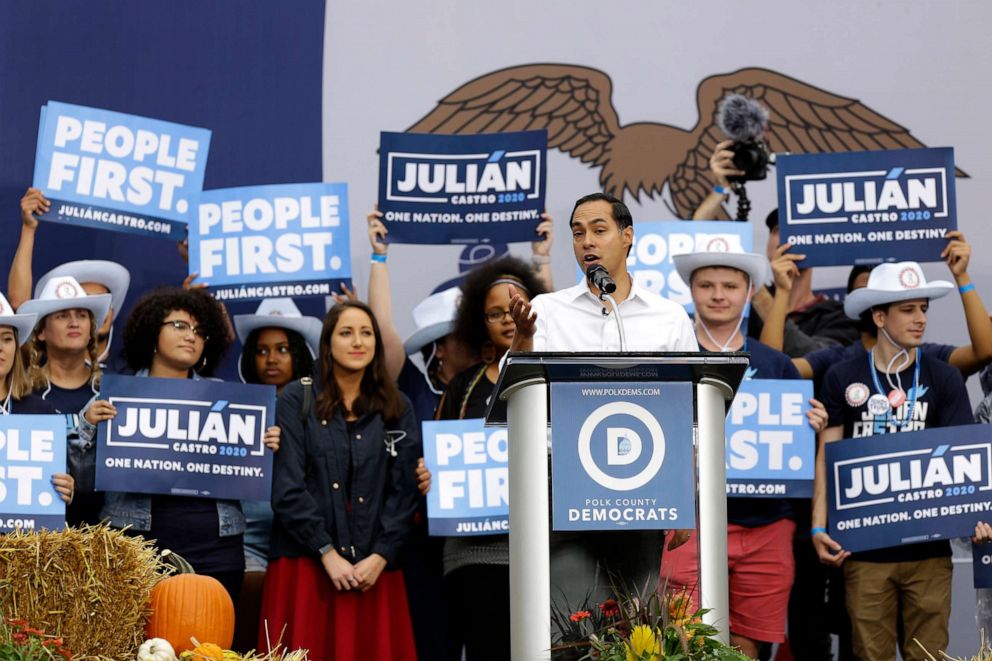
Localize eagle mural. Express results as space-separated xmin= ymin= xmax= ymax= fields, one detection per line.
xmin=407 ymin=64 xmax=963 ymax=219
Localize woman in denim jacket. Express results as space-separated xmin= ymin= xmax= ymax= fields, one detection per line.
xmin=80 ymin=287 xmax=280 ymax=601
xmin=260 ymin=300 xmax=419 ymax=660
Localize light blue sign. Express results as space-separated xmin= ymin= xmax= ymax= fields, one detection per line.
xmin=188 ymin=182 xmax=351 ymax=301
xmin=726 ymin=379 xmax=814 ymax=498
xmin=378 ymin=130 xmax=547 ymax=245
xmin=32 ymin=101 xmax=211 ymax=241
xmin=575 ymin=221 xmax=752 ymax=312
xmin=96 ymin=375 xmax=276 ymax=501
xmin=0 ymin=415 xmax=67 ymax=533
xmin=551 ymin=382 xmax=695 ymax=531
xmin=827 ymin=424 xmax=992 ymax=553
xmin=777 ymin=147 xmax=957 ymax=267
xmin=422 ymin=418 xmax=508 ymax=536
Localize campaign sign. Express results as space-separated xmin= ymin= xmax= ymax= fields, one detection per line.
xmin=95 ymin=375 xmax=275 ymax=501
xmin=422 ymin=418 xmax=508 ymax=536
xmin=777 ymin=148 xmax=956 ymax=267
xmin=826 ymin=424 xmax=992 ymax=553
xmin=575 ymin=221 xmax=752 ymax=313
xmin=726 ymin=379 xmax=815 ymax=498
xmin=551 ymin=382 xmax=694 ymax=531
xmin=973 ymin=543 xmax=992 ymax=589
xmin=32 ymin=101 xmax=211 ymax=241
xmin=188 ymin=183 xmax=351 ymax=302
xmin=0 ymin=415 xmax=67 ymax=533
xmin=378 ymin=130 xmax=547 ymax=245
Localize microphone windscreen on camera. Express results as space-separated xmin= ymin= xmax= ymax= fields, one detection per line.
xmin=717 ymin=93 xmax=769 ymax=142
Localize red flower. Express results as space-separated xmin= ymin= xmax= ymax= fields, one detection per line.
xmin=598 ymin=598 xmax=620 ymax=618
xmin=569 ymin=610 xmax=592 ymax=622
xmin=11 ymin=632 xmax=27 ymax=642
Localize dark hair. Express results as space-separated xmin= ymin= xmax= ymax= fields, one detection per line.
xmin=764 ymin=209 xmax=779 ymax=231
xmin=239 ymin=326 xmax=314 ymax=385
xmin=847 ymin=265 xmax=874 ymax=294
xmin=453 ymin=256 xmax=546 ymax=354
xmin=315 ymin=300 xmax=404 ymax=423
xmin=122 ymin=287 xmax=230 ymax=376
xmin=570 ymin=192 xmax=633 ymax=232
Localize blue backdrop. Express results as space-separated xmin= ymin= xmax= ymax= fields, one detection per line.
xmin=0 ymin=1 xmax=327 ymax=378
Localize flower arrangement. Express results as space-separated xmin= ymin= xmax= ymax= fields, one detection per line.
xmin=551 ymin=584 xmax=751 ymax=660
xmin=0 ymin=616 xmax=73 ymax=660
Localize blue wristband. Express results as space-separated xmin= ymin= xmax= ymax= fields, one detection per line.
xmin=370 ymin=253 xmax=387 ymax=264
xmin=714 ymin=185 xmax=730 ymax=196
xmin=811 ymin=527 xmax=827 ymax=538
xmin=959 ymin=283 xmax=976 ymax=295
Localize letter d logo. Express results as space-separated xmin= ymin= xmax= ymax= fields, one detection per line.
xmin=607 ymin=428 xmax=642 ymax=466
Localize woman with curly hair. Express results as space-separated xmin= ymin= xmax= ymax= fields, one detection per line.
xmin=17 ymin=275 xmax=111 ymax=525
xmin=80 ymin=287 xmax=280 ymax=601
xmin=261 ymin=300 xmax=419 ymax=659
xmin=434 ymin=255 xmax=546 ymax=661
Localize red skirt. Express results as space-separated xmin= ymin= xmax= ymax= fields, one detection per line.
xmin=258 ymin=556 xmax=417 ymax=660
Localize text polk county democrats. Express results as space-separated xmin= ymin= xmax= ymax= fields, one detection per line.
xmin=46 ymin=116 xmax=201 ymax=215
xmin=197 ymin=195 xmax=342 ymax=279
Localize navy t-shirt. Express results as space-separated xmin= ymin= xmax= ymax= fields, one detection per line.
xmin=727 ymin=339 xmax=805 ymax=528
xmin=805 ymin=341 xmax=954 ymax=394
xmin=820 ymin=349 xmax=973 ymax=562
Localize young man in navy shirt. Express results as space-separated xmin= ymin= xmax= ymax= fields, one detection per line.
xmin=812 ymin=261 xmax=975 ymax=660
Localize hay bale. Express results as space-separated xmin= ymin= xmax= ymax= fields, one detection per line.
xmin=0 ymin=524 xmax=166 ymax=660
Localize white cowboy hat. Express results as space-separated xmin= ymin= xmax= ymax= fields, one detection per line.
xmin=403 ymin=287 xmax=461 ymax=355
xmin=844 ymin=262 xmax=953 ymax=319
xmin=673 ymin=251 xmax=768 ymax=288
xmin=36 ymin=260 xmax=130 ymax=319
xmin=18 ymin=275 xmax=112 ymax=327
xmin=233 ymin=298 xmax=323 ymax=358
xmin=0 ymin=292 xmax=38 ymax=346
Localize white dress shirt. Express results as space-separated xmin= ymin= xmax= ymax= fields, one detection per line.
xmin=529 ymin=278 xmax=699 ymax=352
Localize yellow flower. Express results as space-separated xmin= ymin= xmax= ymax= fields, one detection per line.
xmin=625 ymin=624 xmax=660 ymax=661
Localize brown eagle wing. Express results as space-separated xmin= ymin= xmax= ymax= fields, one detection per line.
xmin=406 ymin=63 xmax=621 ymax=178
xmin=669 ymin=67 xmax=963 ymax=220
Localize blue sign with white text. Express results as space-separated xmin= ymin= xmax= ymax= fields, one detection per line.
xmin=826 ymin=424 xmax=992 ymax=553
xmin=422 ymin=418 xmax=508 ymax=536
xmin=32 ymin=101 xmax=211 ymax=241
xmin=551 ymin=382 xmax=695 ymax=531
xmin=973 ymin=543 xmax=992 ymax=589
xmin=777 ymin=148 xmax=956 ymax=267
xmin=576 ymin=221 xmax=752 ymax=313
xmin=188 ymin=182 xmax=351 ymax=301
xmin=726 ymin=379 xmax=815 ymax=498
xmin=378 ymin=130 xmax=547 ymax=245
xmin=0 ymin=415 xmax=67 ymax=533
xmin=95 ymin=375 xmax=276 ymax=501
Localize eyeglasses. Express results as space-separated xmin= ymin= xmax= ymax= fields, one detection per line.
xmin=162 ymin=319 xmax=209 ymax=340
xmin=484 ymin=309 xmax=513 ymax=324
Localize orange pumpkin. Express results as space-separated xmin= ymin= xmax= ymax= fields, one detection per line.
xmin=146 ymin=551 xmax=235 ymax=654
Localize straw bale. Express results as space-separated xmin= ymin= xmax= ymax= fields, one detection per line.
xmin=0 ymin=524 xmax=166 ymax=660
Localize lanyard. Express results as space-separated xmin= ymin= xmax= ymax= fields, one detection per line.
xmin=868 ymin=346 xmax=921 ymax=430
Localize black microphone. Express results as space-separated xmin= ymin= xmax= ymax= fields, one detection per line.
xmin=586 ymin=264 xmax=616 ymax=295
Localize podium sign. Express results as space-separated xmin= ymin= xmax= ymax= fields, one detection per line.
xmin=551 ymin=381 xmax=695 ymax=531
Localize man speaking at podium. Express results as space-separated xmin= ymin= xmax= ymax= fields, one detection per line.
xmin=507 ymin=192 xmax=698 ymax=611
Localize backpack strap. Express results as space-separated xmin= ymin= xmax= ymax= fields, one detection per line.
xmin=300 ymin=376 xmax=313 ymax=419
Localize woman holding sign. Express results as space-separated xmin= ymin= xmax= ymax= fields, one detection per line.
xmin=0 ymin=291 xmax=74 ymax=503
xmin=262 ymin=300 xmax=419 ymax=660
xmin=430 ymin=256 xmax=545 ymax=661
xmin=80 ymin=287 xmax=281 ymax=602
